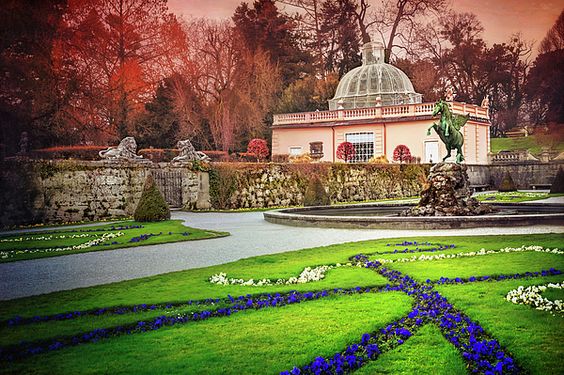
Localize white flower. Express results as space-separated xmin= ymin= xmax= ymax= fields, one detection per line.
xmin=505 ymin=281 xmax=564 ymax=314
xmin=375 ymin=245 xmax=562 ymax=264
xmin=208 ymin=264 xmax=353 ymax=286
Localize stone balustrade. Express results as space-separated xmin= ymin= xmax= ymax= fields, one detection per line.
xmin=273 ymin=101 xmax=489 ymax=126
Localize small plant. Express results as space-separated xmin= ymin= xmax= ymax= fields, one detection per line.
xmin=247 ymin=138 xmax=269 ymax=162
xmin=368 ymin=155 xmax=389 ymax=164
xmin=133 ymin=174 xmax=170 ymax=222
xmin=393 ymin=145 xmax=412 ymax=163
xmin=498 ymin=172 xmax=517 ymax=192
xmin=336 ymin=142 xmax=356 ymax=163
xmin=289 ymin=153 xmax=313 ymax=163
xmin=550 ymin=168 xmax=564 ymax=193
xmin=303 ymin=176 xmax=330 ymax=206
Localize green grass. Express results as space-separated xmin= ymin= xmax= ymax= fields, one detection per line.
xmin=391 ymin=252 xmax=564 ymax=282
xmin=355 ymin=323 xmax=467 ymax=375
xmin=0 ymin=220 xmax=228 ymax=263
xmin=2 ymin=293 xmax=412 ymax=375
xmin=490 ymin=135 xmax=564 ymax=155
xmin=475 ymin=191 xmax=561 ymax=203
xmin=1 ymin=233 xmax=561 ymax=320
xmin=436 ymin=276 xmax=564 ymax=374
xmin=0 ymin=233 xmax=563 ymax=374
xmin=543 ymin=287 xmax=564 ymax=301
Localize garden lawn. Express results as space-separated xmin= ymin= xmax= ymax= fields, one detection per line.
xmin=1 ymin=233 xmax=561 ymax=320
xmin=475 ymin=191 xmax=563 ymax=203
xmin=0 ymin=220 xmax=228 ymax=263
xmin=0 ymin=233 xmax=562 ymax=374
xmin=355 ymin=323 xmax=467 ymax=375
xmin=1 ymin=293 xmax=412 ymax=375
xmin=436 ymin=276 xmax=564 ymax=374
xmin=390 ymin=252 xmax=564 ymax=282
xmin=490 ymin=135 xmax=564 ymax=155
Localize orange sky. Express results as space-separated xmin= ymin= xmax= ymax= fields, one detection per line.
xmin=169 ymin=0 xmax=563 ymax=55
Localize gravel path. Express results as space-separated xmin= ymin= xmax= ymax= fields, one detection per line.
xmin=1 ymin=210 xmax=563 ymax=301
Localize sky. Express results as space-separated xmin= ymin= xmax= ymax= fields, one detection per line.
xmin=168 ymin=0 xmax=564 ymax=55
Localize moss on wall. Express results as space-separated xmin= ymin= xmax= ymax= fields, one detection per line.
xmin=208 ymin=162 xmax=430 ymax=209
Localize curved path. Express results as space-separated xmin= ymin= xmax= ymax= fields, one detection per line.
xmin=1 ymin=210 xmax=563 ymax=300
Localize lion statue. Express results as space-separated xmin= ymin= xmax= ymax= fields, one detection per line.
xmin=172 ymin=139 xmax=210 ymax=162
xmin=99 ymin=137 xmax=144 ymax=160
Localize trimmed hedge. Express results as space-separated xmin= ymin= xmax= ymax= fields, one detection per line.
xmin=304 ymin=176 xmax=331 ymax=206
xmin=498 ymin=172 xmax=517 ymax=192
xmin=31 ymin=146 xmax=107 ymax=160
xmin=550 ymin=168 xmax=564 ymax=193
xmin=133 ymin=174 xmax=170 ymax=222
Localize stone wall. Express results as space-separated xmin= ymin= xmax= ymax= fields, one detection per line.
xmin=467 ymin=161 xmax=564 ymax=189
xmin=0 ymin=160 xmax=207 ymax=228
xmin=209 ymin=163 xmax=429 ymax=209
xmin=2 ymin=159 xmax=560 ymax=227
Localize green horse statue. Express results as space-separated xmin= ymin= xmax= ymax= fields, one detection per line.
xmin=427 ymin=99 xmax=469 ymax=163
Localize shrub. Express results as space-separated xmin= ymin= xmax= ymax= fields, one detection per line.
xmin=289 ymin=153 xmax=313 ymax=163
xmin=272 ymin=154 xmax=289 ymax=163
xmin=336 ymin=142 xmax=355 ymax=162
xmin=247 ymin=138 xmax=269 ymax=162
xmin=31 ymin=145 xmax=108 ymax=160
xmin=208 ymin=166 xmax=238 ymax=209
xmin=133 ymin=174 xmax=170 ymax=222
xmin=368 ymin=155 xmax=389 ymax=164
xmin=550 ymin=168 xmax=564 ymax=193
xmin=393 ymin=144 xmax=412 ymax=163
xmin=303 ymin=176 xmax=330 ymax=206
xmin=138 ymin=148 xmax=179 ymax=162
xmin=235 ymin=152 xmax=255 ymax=162
xmin=498 ymin=172 xmax=517 ymax=192
xmin=201 ymin=150 xmax=230 ymax=162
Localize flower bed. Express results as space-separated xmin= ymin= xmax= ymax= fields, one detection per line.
xmin=0 ymin=232 xmax=124 ymax=260
xmin=1 ymin=237 xmax=562 ymax=373
xmin=505 ymin=282 xmax=563 ymax=314
xmin=209 ymin=263 xmax=356 ymax=286
xmin=375 ymin=245 xmax=562 ymax=264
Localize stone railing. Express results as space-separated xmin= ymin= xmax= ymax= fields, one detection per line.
xmin=273 ymin=101 xmax=489 ymax=126
xmin=490 ymin=150 xmax=539 ymax=163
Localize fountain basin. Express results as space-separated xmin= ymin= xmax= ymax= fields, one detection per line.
xmin=263 ymin=202 xmax=564 ymax=229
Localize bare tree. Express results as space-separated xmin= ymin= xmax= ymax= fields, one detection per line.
xmin=372 ymin=0 xmax=447 ymax=62
xmin=55 ymin=0 xmax=187 ymax=140
xmin=180 ymin=20 xmax=281 ymax=151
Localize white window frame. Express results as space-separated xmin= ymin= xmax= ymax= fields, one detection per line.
xmin=345 ymin=132 xmax=375 ymax=162
xmin=289 ymin=146 xmax=303 ymax=156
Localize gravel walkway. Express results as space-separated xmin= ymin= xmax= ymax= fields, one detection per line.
xmin=1 ymin=210 xmax=563 ymax=300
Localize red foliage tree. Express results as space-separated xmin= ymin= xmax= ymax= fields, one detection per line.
xmin=336 ymin=141 xmax=356 ymax=162
xmin=247 ymin=138 xmax=269 ymax=161
xmin=393 ymin=144 xmax=412 ymax=163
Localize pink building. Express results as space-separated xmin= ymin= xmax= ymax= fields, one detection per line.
xmin=272 ymin=42 xmax=490 ymax=164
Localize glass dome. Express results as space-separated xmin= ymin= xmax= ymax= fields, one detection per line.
xmin=328 ymin=42 xmax=422 ymax=110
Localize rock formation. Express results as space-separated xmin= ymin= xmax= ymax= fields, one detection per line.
xmin=401 ymin=163 xmax=493 ymax=216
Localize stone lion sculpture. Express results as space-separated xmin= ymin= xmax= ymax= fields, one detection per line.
xmin=172 ymin=139 xmax=210 ymax=162
xmin=99 ymin=137 xmax=144 ymax=160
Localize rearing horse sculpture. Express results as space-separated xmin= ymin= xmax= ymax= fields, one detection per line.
xmin=427 ymin=99 xmax=469 ymax=163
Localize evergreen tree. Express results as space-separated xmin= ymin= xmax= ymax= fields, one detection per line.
xmin=232 ymin=0 xmax=312 ymax=85
xmin=132 ymin=78 xmax=179 ymax=148
xmin=134 ymin=174 xmax=170 ymax=222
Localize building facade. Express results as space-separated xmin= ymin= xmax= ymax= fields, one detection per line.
xmin=272 ymin=42 xmax=491 ymax=164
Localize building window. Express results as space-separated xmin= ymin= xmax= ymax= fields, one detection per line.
xmin=309 ymin=141 xmax=323 ymax=159
xmin=289 ymin=146 xmax=302 ymax=156
xmin=345 ymin=132 xmax=374 ymax=162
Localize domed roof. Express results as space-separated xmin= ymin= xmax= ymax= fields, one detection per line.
xmin=329 ymin=42 xmax=422 ymax=110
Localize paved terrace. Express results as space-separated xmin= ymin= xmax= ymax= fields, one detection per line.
xmin=1 ymin=204 xmax=563 ymax=300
